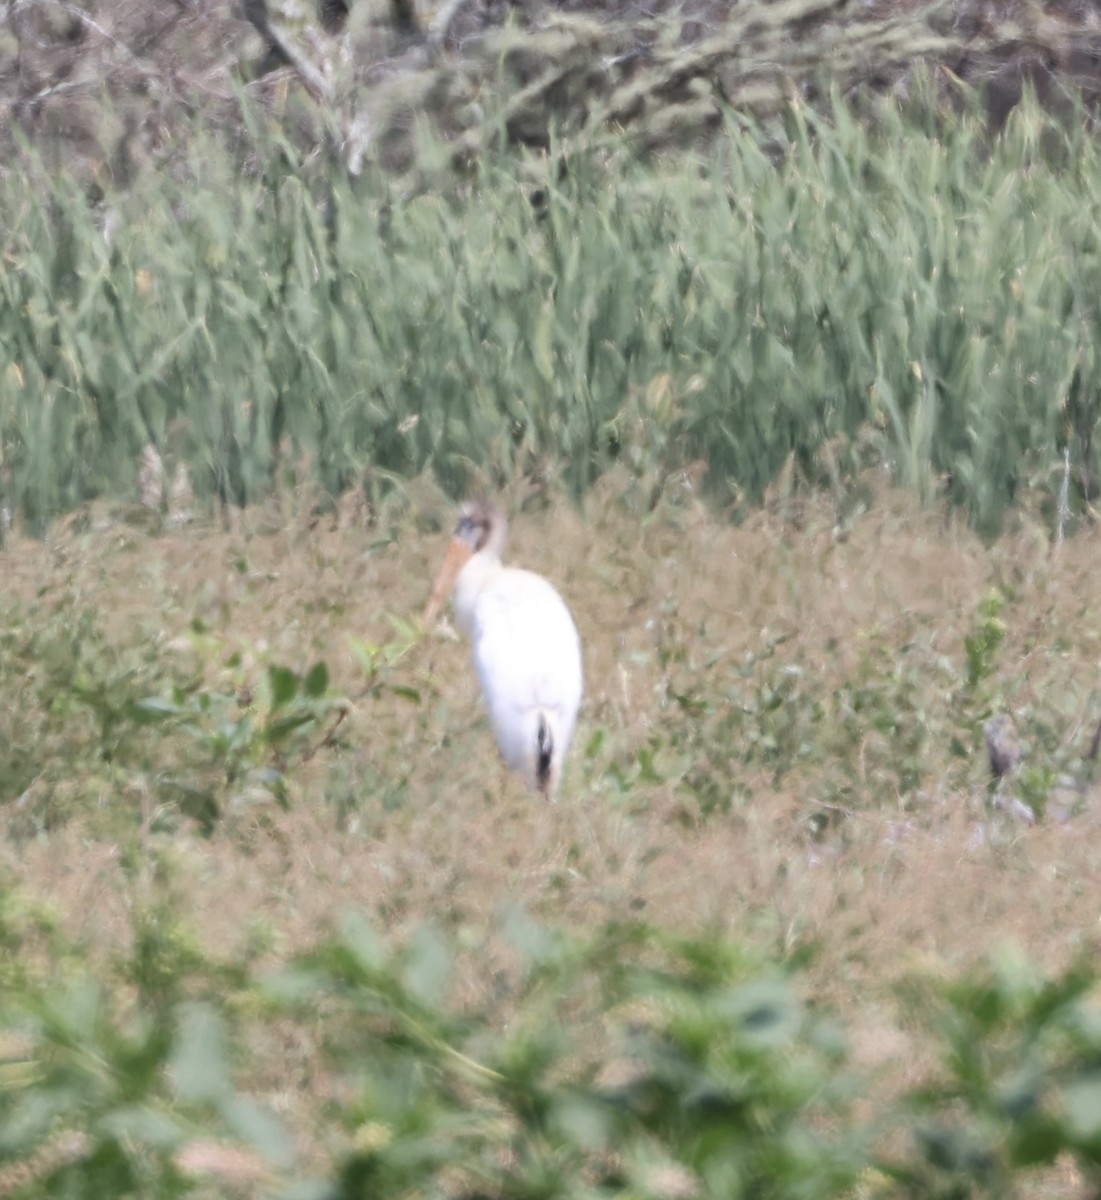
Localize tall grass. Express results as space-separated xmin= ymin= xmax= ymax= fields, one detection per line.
xmin=2 ymin=91 xmax=1100 ymax=532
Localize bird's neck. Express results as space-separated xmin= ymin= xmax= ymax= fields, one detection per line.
xmin=453 ymin=553 xmax=502 ymax=634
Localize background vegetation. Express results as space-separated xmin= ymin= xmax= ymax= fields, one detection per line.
xmin=6 ymin=0 xmax=1101 ymax=1194
xmin=6 ymin=88 xmax=1101 ymax=537
xmin=3 ymin=0 xmax=1101 ymax=536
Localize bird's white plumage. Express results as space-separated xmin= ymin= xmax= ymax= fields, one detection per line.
xmin=457 ymin=565 xmax=582 ymax=783
xmin=425 ymin=503 xmax=583 ymax=798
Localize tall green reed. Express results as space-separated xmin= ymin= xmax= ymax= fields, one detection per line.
xmin=1 ymin=90 xmax=1099 ymax=532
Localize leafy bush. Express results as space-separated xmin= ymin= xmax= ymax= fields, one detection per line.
xmin=0 ymin=888 xmax=870 ymax=1198
xmin=0 ymin=597 xmax=355 ymax=835
xmin=890 ymin=951 xmax=1101 ymax=1197
xmin=8 ymin=886 xmax=1101 ymax=1199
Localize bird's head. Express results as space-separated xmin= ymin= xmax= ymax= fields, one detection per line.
xmin=422 ymin=500 xmax=507 ymax=627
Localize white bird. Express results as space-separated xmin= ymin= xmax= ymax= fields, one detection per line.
xmin=422 ymin=500 xmax=583 ymax=800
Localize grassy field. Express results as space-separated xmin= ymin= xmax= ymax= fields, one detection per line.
xmin=4 ymin=475 xmax=1101 ymax=1195
xmin=8 ymin=31 xmax=1101 ymax=1191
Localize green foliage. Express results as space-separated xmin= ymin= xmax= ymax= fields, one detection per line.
xmin=134 ymin=652 xmax=342 ymax=809
xmin=0 ymin=595 xmax=350 ymax=835
xmin=596 ymin=591 xmax=1005 ymax=823
xmin=2 ymin=92 xmax=1101 ymax=532
xmin=10 ymin=879 xmax=1101 ymax=1199
xmin=0 ymin=595 xmax=179 ymax=831
xmin=964 ymin=591 xmax=1008 ymax=697
xmin=891 ymin=951 xmax=1101 ymax=1196
xmin=0 ymin=872 xmax=293 ymax=1198
xmin=577 ymin=576 xmax=1100 ymax=838
xmin=224 ymin=914 xmax=868 ymax=1199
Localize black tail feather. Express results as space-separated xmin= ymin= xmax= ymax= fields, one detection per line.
xmin=536 ymin=716 xmax=554 ymax=791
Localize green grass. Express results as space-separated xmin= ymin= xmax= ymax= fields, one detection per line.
xmin=2 ymin=90 xmax=1101 ymax=535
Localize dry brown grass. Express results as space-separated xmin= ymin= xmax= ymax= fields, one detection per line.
xmin=3 ymin=476 xmax=1101 ymax=1188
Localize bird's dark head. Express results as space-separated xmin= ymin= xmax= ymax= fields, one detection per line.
xmin=422 ymin=499 xmax=508 ymax=627
xmin=455 ymin=499 xmax=506 ymax=556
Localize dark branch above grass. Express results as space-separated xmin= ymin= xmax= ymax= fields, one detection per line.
xmin=2 ymin=0 xmax=1101 ymax=182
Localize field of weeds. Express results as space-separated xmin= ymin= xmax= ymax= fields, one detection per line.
xmin=7 ymin=1 xmax=1101 ymax=1187
xmin=4 ymin=477 xmax=1101 ymax=1196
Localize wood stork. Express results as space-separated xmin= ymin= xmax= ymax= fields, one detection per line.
xmin=423 ymin=501 xmax=583 ymax=800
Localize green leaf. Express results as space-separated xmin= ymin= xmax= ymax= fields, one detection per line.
xmin=501 ymin=906 xmax=561 ymax=969
xmin=172 ymin=1003 xmax=230 ymax=1103
xmin=348 ymin=639 xmax=381 ymax=674
xmin=268 ymin=665 xmax=299 ymax=710
xmin=402 ymin=924 xmax=452 ymax=1005
xmin=340 ymin=913 xmax=387 ymax=974
xmin=549 ymin=1093 xmax=613 ymax=1150
xmin=719 ymin=979 xmax=802 ymax=1047
xmin=97 ymin=1106 xmax=186 ymax=1150
xmin=48 ymin=977 xmax=102 ymax=1043
xmin=386 ymin=614 xmax=419 ymax=645
xmin=276 ymin=1180 xmax=335 ymax=1200
xmin=303 ymin=661 xmax=329 ymax=698
xmin=219 ymin=1095 xmax=295 ymax=1169
xmin=0 ymin=1090 xmax=67 ymax=1155
xmin=532 ymin=302 xmax=556 ymax=383
xmin=259 ymin=966 xmax=328 ymax=1006
xmin=1009 ymin=1115 xmax=1063 ymax=1168
xmin=1060 ymin=1073 xmax=1101 ymax=1139
xmin=132 ymin=697 xmax=184 ymax=722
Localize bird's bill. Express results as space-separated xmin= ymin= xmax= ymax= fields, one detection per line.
xmin=423 ymin=537 xmax=474 ymax=627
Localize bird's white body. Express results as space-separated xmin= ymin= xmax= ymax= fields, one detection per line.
xmin=454 ymin=559 xmax=583 ymax=792
xmin=424 ymin=503 xmax=583 ymax=798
